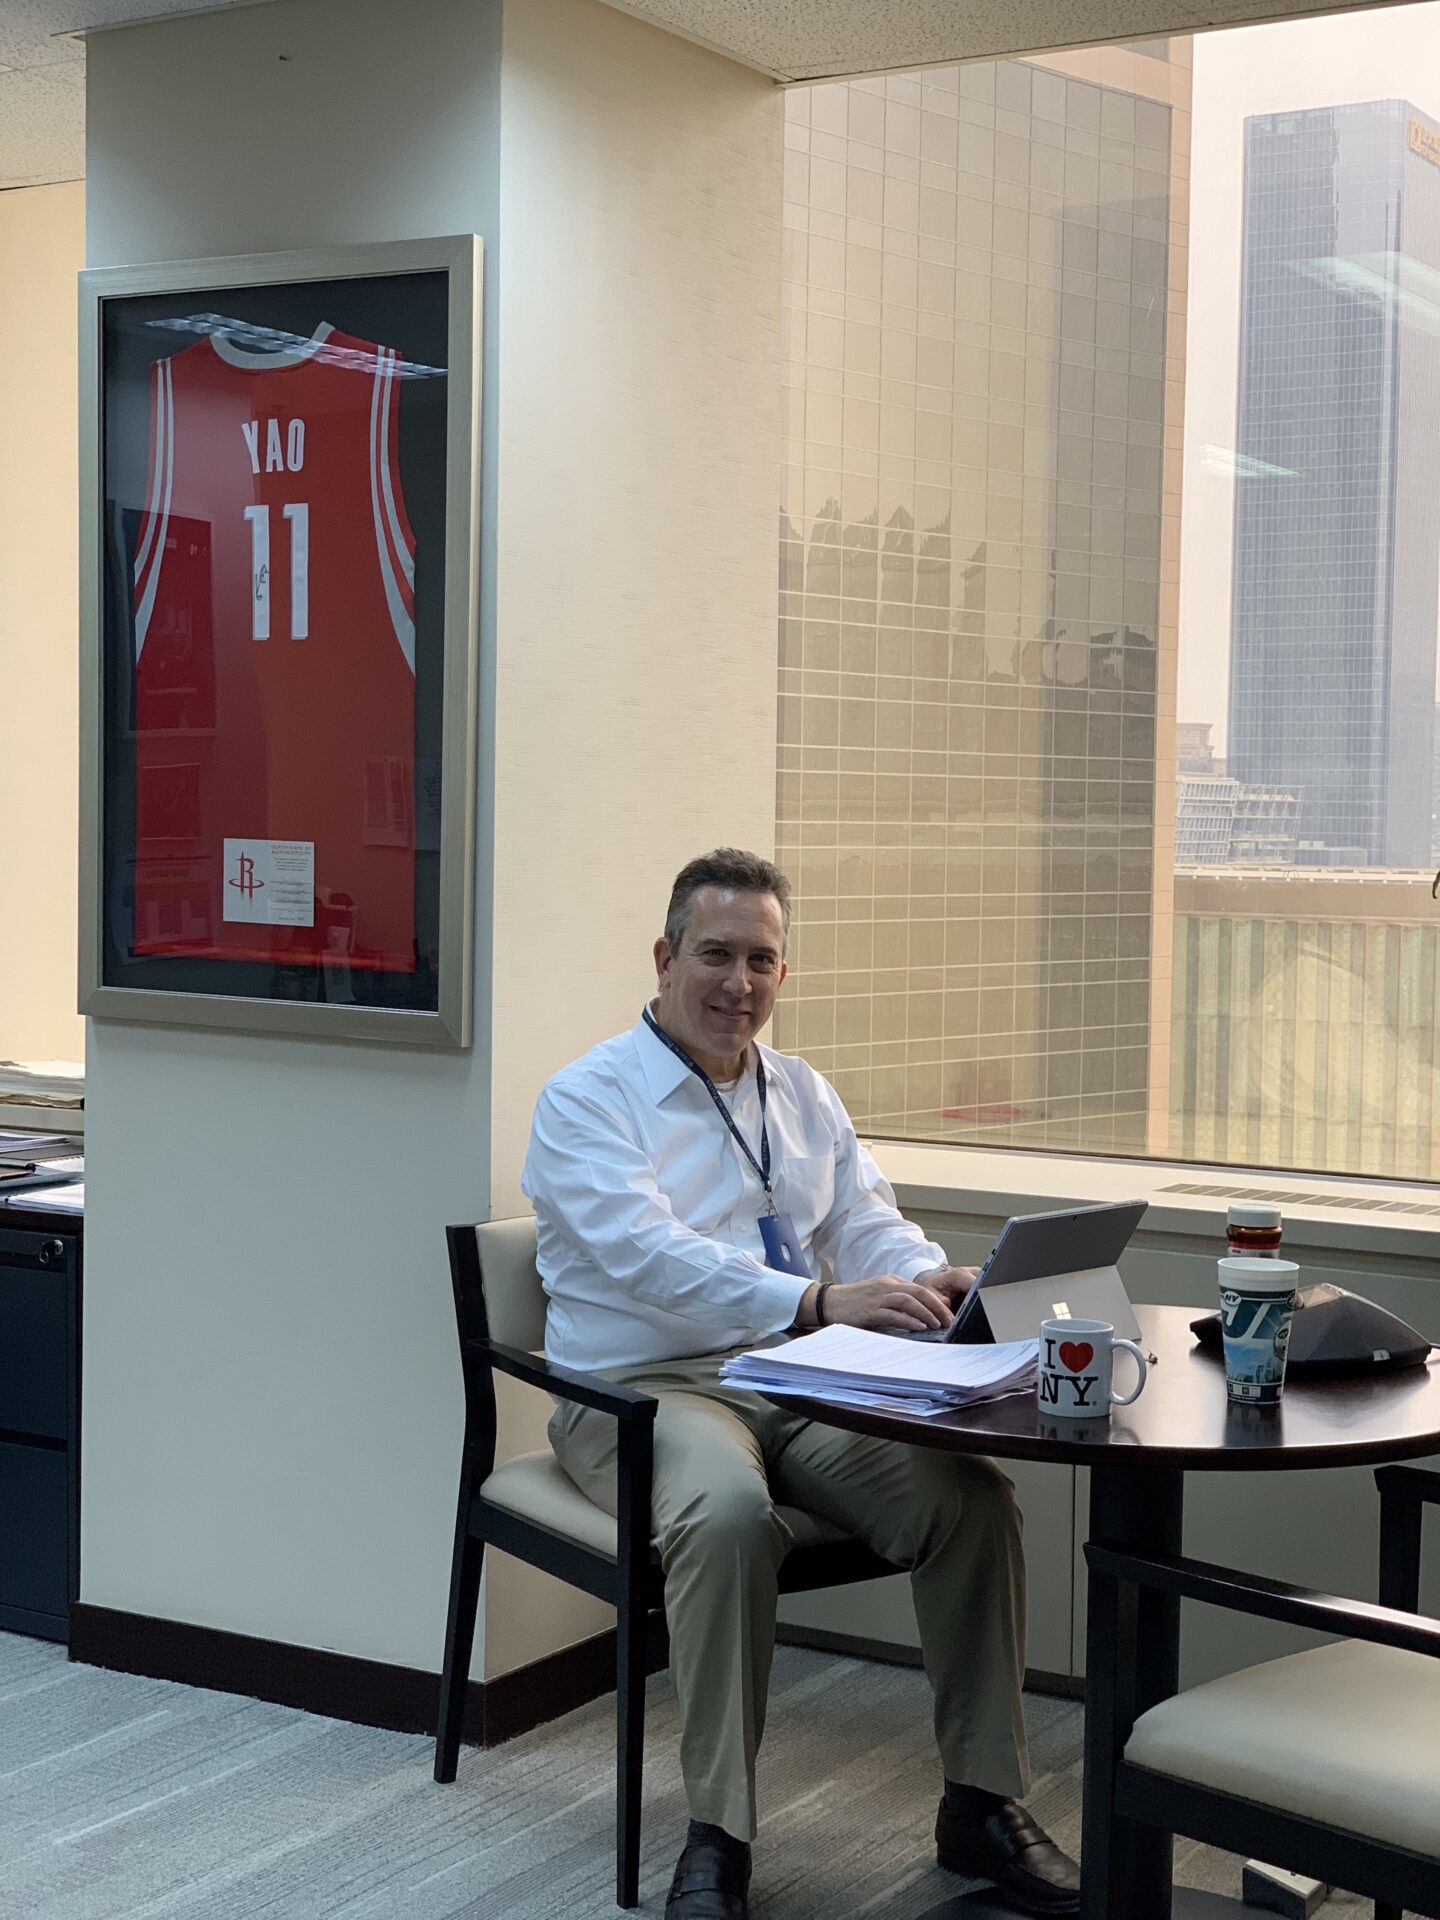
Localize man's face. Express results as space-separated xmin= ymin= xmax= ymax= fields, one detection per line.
xmin=653 ymin=886 xmax=788 ymax=1071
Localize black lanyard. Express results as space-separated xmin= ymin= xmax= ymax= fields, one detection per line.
xmin=642 ymin=1005 xmax=775 ymax=1209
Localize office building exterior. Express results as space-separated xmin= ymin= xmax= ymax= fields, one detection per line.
xmin=776 ymin=45 xmax=1190 ymax=1154
xmin=1175 ymin=774 xmax=1300 ymax=864
xmin=1230 ymin=783 xmax=1301 ymax=863
xmin=1229 ymin=101 xmax=1440 ymax=869
xmin=1177 ymin=721 xmax=1219 ymax=774
xmin=1172 ymin=865 xmax=1440 ymax=1178
xmin=1175 ymin=776 xmax=1238 ymax=863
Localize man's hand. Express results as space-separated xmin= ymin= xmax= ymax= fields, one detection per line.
xmin=914 ymin=1264 xmax=981 ymax=1308
xmin=822 ymin=1274 xmax=954 ymax=1333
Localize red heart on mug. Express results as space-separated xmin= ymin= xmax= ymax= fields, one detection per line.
xmin=1059 ymin=1342 xmax=1094 ymax=1372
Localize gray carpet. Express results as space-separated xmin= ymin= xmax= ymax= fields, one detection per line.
xmin=0 ymin=1631 xmax=1370 ymax=1918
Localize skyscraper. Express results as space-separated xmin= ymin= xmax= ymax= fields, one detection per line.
xmin=1229 ymin=101 xmax=1440 ymax=868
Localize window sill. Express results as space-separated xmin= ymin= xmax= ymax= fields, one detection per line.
xmin=866 ymin=1137 xmax=1440 ymax=1268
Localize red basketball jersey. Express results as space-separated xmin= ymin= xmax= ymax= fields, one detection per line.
xmin=131 ymin=324 xmax=419 ymax=972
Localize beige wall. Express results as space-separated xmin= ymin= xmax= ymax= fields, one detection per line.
xmin=488 ymin=0 xmax=784 ymax=1218
xmin=485 ymin=0 xmax=784 ymax=1675
xmin=0 ymin=182 xmax=85 ymax=1064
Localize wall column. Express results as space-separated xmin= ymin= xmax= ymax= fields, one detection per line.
xmin=82 ymin=0 xmax=781 ymax=1690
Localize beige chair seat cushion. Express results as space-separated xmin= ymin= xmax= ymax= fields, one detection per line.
xmin=481 ymin=1449 xmax=859 ymax=1560
xmin=1125 ymin=1639 xmax=1440 ymax=1858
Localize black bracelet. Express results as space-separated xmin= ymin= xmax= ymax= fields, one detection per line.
xmin=814 ymin=1282 xmax=832 ymax=1327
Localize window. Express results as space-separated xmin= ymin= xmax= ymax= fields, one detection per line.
xmin=775 ymin=12 xmax=1440 ymax=1182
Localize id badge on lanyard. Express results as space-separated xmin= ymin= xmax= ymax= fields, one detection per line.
xmin=642 ymin=1006 xmax=811 ymax=1279
xmin=758 ymin=1207 xmax=809 ymax=1276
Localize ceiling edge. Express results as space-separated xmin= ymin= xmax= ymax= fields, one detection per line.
xmin=68 ymin=0 xmax=281 ymax=43
xmin=594 ymin=0 xmax=791 ymax=81
xmin=605 ymin=0 xmax=1423 ymax=89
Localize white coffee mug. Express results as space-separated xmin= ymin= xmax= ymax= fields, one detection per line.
xmin=1038 ymin=1316 xmax=1148 ymax=1420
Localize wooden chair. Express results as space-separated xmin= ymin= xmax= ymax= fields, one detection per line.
xmin=433 ymin=1216 xmax=905 ymax=1908
xmin=1082 ymin=1464 xmax=1440 ymax=1919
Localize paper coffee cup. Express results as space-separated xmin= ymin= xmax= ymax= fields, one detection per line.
xmin=1217 ymin=1256 xmax=1299 ymax=1405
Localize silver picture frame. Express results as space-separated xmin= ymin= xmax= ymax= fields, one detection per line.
xmin=78 ymin=234 xmax=481 ymax=1048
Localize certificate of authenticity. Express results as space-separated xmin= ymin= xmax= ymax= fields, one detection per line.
xmin=221 ymin=839 xmax=316 ymax=926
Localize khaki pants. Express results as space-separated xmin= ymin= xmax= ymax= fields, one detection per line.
xmin=549 ymin=1350 xmax=1030 ymax=1841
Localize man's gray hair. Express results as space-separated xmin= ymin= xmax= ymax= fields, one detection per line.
xmin=663 ymin=849 xmax=793 ymax=954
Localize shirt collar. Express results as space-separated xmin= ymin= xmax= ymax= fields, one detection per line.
xmin=635 ymin=1003 xmax=756 ymax=1107
xmin=635 ymin=1005 xmax=695 ymax=1106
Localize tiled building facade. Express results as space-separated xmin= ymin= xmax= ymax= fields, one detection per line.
xmin=773 ymin=44 xmax=1189 ymax=1154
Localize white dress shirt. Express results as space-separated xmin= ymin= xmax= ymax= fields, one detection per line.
xmin=521 ymin=1009 xmax=950 ymax=1371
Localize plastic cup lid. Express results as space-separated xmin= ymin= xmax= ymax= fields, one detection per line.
xmin=1227 ymin=1203 xmax=1281 ymax=1229
xmin=1218 ymin=1255 xmax=1299 ymax=1288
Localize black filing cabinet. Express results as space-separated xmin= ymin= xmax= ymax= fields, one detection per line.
xmin=0 ymin=1217 xmax=80 ymax=1640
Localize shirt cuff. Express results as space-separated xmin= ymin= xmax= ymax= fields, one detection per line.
xmin=750 ymin=1268 xmax=814 ymax=1338
xmin=895 ymin=1243 xmax=953 ymax=1284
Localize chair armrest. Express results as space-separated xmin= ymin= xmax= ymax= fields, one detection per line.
xmin=1375 ymin=1464 xmax=1440 ymax=1506
xmin=448 ymin=1260 xmax=656 ymax=1583
xmin=1084 ymin=1542 xmax=1440 ymax=1662
xmin=1375 ymin=1463 xmax=1440 ymax=1611
xmin=481 ymin=1339 xmax=659 ymax=1425
xmin=480 ymin=1339 xmax=656 ymax=1580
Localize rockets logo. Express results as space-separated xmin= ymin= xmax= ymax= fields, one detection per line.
xmin=228 ymin=850 xmax=265 ymax=900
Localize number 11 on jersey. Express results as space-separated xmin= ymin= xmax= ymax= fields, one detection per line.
xmin=244 ymin=502 xmax=310 ymax=641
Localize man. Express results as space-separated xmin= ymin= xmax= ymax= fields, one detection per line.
xmin=522 ymin=849 xmax=1080 ymax=1919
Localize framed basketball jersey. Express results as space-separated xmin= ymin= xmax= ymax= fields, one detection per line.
xmin=80 ymin=238 xmax=481 ymax=1046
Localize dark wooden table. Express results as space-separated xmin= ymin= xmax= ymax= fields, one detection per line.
xmin=768 ymin=1303 xmax=1440 ymax=1920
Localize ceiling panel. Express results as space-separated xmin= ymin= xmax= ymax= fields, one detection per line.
xmin=0 ymin=59 xmax=84 ymax=188
xmin=0 ymin=0 xmax=252 ymax=189
xmin=0 ymin=0 xmax=245 ymax=70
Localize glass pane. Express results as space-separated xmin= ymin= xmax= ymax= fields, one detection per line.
xmin=777 ymin=8 xmax=1440 ymax=1181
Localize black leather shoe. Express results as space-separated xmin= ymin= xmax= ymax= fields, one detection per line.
xmin=936 ymin=1797 xmax=1080 ymax=1916
xmin=664 ymin=1821 xmax=752 ymax=1920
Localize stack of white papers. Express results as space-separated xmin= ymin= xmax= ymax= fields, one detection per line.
xmin=7 ymin=1182 xmax=84 ymax=1213
xmin=721 ymin=1325 xmax=1039 ymax=1418
xmin=0 ymin=1130 xmax=74 ymax=1157
xmin=36 ymin=1156 xmax=84 ymax=1178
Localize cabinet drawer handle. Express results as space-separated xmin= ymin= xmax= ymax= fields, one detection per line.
xmin=38 ymin=1239 xmax=65 ymax=1267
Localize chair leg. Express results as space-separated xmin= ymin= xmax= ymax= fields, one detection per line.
xmin=615 ymin=1590 xmax=647 ymax=1908
xmin=434 ymin=1506 xmax=484 ymax=1784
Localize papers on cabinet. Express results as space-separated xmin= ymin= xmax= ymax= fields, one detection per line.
xmin=6 ymin=1182 xmax=84 ymax=1213
xmin=0 ymin=1061 xmax=84 ymax=1108
xmin=0 ymin=1131 xmax=75 ymax=1157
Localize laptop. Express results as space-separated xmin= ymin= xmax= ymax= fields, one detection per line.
xmin=900 ymin=1200 xmax=1147 ymax=1344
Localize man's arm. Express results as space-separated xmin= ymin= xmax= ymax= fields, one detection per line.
xmin=809 ymin=1078 xmax=953 ymax=1288
xmin=524 ymin=1077 xmax=811 ymax=1340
